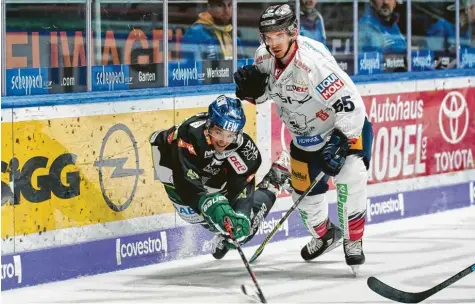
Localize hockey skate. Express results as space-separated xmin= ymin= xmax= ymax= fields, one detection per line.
xmin=211 ymin=234 xmax=229 ymax=260
xmin=257 ymin=151 xmax=292 ymax=195
xmin=344 ymin=239 xmax=365 ymax=277
xmin=301 ymin=221 xmax=343 ymax=261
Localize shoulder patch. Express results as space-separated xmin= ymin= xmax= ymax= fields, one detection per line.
xmin=294 ymin=59 xmax=311 ymax=73
xmin=178 ymin=138 xmax=197 ymax=155
xmin=150 ymin=131 xmax=160 ymax=143
xmin=255 ymin=53 xmax=272 ymax=65
xmin=190 ymin=120 xmax=207 ymax=128
xmin=228 ymin=153 xmax=248 ymax=174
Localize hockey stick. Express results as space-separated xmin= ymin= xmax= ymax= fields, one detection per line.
xmin=249 ymin=171 xmax=326 ymax=263
xmin=367 ymin=263 xmax=475 ymax=303
xmin=224 ymin=219 xmax=267 ymax=303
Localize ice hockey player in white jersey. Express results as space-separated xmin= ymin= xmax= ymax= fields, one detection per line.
xmin=233 ymin=4 xmax=374 ymax=275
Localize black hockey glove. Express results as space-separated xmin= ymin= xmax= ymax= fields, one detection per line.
xmin=319 ymin=129 xmax=353 ymax=176
xmin=234 ymin=65 xmax=269 ymax=102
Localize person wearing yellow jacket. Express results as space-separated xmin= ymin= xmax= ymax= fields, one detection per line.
xmin=180 ymin=0 xmax=245 ymax=62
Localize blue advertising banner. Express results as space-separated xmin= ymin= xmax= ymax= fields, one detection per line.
xmin=358 ymin=52 xmax=383 ymax=75
xmin=412 ymin=50 xmax=435 ymax=72
xmin=168 ymin=61 xmax=204 ymax=87
xmin=6 ymin=68 xmax=50 ymax=96
xmin=460 ymin=48 xmax=475 ymax=69
xmin=92 ymin=65 xmax=132 ymax=91
xmin=6 ymin=67 xmax=88 ymax=96
xmin=168 ymin=59 xmax=240 ymax=87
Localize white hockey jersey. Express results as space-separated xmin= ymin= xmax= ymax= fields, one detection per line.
xmin=254 ymin=35 xmax=366 ymax=152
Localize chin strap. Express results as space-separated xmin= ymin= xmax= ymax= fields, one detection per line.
xmin=265 ymin=38 xmax=296 ymax=63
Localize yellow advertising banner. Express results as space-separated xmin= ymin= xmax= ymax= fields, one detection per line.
xmin=1 ymin=105 xmax=257 ymax=237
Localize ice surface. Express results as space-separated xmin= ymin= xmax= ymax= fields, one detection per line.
xmin=2 ymin=207 xmax=474 ymax=304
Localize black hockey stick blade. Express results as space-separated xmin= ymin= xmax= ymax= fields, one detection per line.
xmin=224 ymin=219 xmax=267 ymax=303
xmin=367 ymin=263 xmax=475 ymax=303
xmin=241 ymin=284 xmax=263 ymax=303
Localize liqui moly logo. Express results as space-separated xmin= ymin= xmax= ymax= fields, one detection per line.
xmin=367 ymin=193 xmax=405 ymax=222
xmin=316 ymin=73 xmax=345 ymax=100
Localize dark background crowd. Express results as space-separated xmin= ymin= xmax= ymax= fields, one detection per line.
xmin=3 ymin=0 xmax=474 ymax=95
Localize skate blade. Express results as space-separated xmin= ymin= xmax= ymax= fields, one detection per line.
xmin=350 ymin=265 xmax=360 ymax=277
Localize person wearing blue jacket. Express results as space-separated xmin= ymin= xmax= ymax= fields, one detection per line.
xmin=447 ymin=0 xmax=475 ymax=48
xmin=358 ymin=0 xmax=407 ymax=53
xmin=180 ymin=0 xmax=244 ymax=62
xmin=299 ymin=0 xmax=327 ymax=45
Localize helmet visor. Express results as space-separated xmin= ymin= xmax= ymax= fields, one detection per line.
xmin=209 ymin=126 xmax=238 ymax=143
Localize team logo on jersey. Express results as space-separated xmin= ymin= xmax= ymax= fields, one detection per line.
xmin=228 ymin=153 xmax=248 ymax=174
xmin=280 ymin=107 xmax=308 ymax=132
xmin=316 ymin=73 xmax=345 ymax=100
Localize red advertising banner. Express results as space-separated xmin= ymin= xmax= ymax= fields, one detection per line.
xmin=271 ymin=87 xmax=475 ymax=191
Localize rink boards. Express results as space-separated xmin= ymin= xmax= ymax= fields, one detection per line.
xmin=1 ymin=70 xmax=475 ymax=290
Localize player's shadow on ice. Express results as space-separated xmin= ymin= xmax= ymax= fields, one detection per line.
xmin=135 ymin=257 xmax=353 ymax=288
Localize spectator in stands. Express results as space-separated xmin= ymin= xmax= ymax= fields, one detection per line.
xmin=448 ymin=0 xmax=475 ymax=48
xmin=358 ymin=0 xmax=406 ymax=53
xmin=180 ymin=0 xmax=244 ymax=62
xmin=299 ymin=0 xmax=327 ymax=45
xmin=412 ymin=4 xmax=455 ymax=53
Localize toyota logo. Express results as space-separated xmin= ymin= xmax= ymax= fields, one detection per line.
xmin=439 ymin=91 xmax=469 ymax=144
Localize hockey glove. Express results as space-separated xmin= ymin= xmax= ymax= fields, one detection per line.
xmin=198 ymin=193 xmax=250 ymax=242
xmin=319 ymin=129 xmax=353 ymax=176
xmin=234 ymin=65 xmax=269 ymax=102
